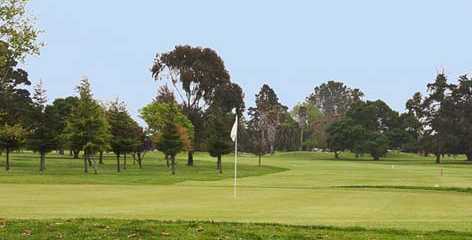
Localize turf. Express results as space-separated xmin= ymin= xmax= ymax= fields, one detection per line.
xmin=1 ymin=151 xmax=472 ymax=233
xmin=1 ymin=219 xmax=472 ymax=240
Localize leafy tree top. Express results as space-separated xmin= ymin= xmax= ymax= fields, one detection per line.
xmin=307 ymin=81 xmax=363 ymax=117
xmin=151 ymin=45 xmax=230 ymax=111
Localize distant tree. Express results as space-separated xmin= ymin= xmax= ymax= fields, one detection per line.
xmin=419 ymin=73 xmax=451 ymax=163
xmin=206 ymin=106 xmax=233 ymax=174
xmin=440 ymin=75 xmax=472 ymax=161
xmin=106 ymin=99 xmax=139 ymax=172
xmin=26 ymin=81 xmax=57 ymax=173
xmin=205 ymin=82 xmax=244 ymax=172
xmin=0 ymin=122 xmax=26 ymax=171
xmin=151 ymin=45 xmax=231 ymax=166
xmin=247 ymin=107 xmax=269 ymax=166
xmin=153 ymin=104 xmax=191 ymax=175
xmin=327 ymin=100 xmax=404 ymax=160
xmin=249 ymin=84 xmax=284 ymax=155
xmin=45 ymin=96 xmax=79 ymax=156
xmin=326 ymin=118 xmax=365 ymax=159
xmin=140 ymin=102 xmax=194 ymax=167
xmin=291 ymin=102 xmax=323 ymax=150
xmin=307 ymin=81 xmax=363 ymax=117
xmin=64 ymin=77 xmax=110 ymax=173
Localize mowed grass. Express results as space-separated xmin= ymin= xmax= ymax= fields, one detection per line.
xmin=0 ymin=151 xmax=285 ymax=185
xmin=1 ymin=219 xmax=472 ymax=240
xmin=1 ymin=151 xmax=472 ymax=233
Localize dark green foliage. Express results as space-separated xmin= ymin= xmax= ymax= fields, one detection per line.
xmin=206 ymin=106 xmax=233 ymax=174
xmin=26 ymin=82 xmax=58 ymax=173
xmin=153 ymin=104 xmax=191 ymax=175
xmin=44 ymin=96 xmax=79 ymax=155
xmin=0 ymin=40 xmax=33 ymax=127
xmin=106 ymin=100 xmax=141 ymax=172
xmin=64 ymin=78 xmax=110 ymax=173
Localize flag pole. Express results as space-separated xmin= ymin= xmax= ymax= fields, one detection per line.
xmin=233 ymin=114 xmax=238 ymax=199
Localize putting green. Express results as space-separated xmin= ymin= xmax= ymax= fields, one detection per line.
xmin=1 ymin=151 xmax=472 ymax=232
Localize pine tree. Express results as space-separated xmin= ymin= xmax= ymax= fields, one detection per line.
xmin=27 ymin=81 xmax=57 ymax=173
xmin=64 ymin=77 xmax=110 ymax=174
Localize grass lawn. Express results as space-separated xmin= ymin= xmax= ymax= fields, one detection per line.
xmin=1 ymin=219 xmax=472 ymax=240
xmin=1 ymin=150 xmax=472 ymax=236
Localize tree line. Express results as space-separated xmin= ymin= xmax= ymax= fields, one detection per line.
xmin=2 ymin=0 xmax=472 ymax=176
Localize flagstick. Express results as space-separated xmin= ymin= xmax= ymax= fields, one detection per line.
xmin=233 ymin=115 xmax=238 ymax=199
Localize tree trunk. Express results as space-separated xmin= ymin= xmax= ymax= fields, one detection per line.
xmin=300 ymin=127 xmax=304 ymax=151
xmin=91 ymin=156 xmax=98 ymax=174
xmin=132 ymin=153 xmax=136 ymax=165
xmin=435 ymin=154 xmax=441 ymax=164
xmin=99 ymin=151 xmax=104 ymax=164
xmin=217 ymin=155 xmax=222 ymax=174
xmin=5 ymin=148 xmax=10 ymax=171
xmin=171 ymin=156 xmax=176 ymax=175
xmin=83 ymin=152 xmax=88 ymax=173
xmin=73 ymin=150 xmax=79 ymax=159
xmin=334 ymin=151 xmax=339 ymax=159
xmin=137 ymin=153 xmax=142 ymax=169
xmin=258 ymin=154 xmax=262 ymax=167
xmin=187 ymin=151 xmax=194 ymax=166
xmin=116 ymin=154 xmax=121 ymax=172
xmin=69 ymin=150 xmax=73 ymax=156
xmin=39 ymin=151 xmax=46 ymax=174
xmin=166 ymin=154 xmax=170 ymax=168
xmin=466 ymin=153 xmax=472 ymax=161
xmin=123 ymin=153 xmax=127 ymax=170
xmin=59 ymin=149 xmax=64 ymax=155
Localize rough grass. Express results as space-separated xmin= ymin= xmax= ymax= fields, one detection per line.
xmin=1 ymin=219 xmax=471 ymax=240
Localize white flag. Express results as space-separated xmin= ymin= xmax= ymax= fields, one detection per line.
xmin=230 ymin=115 xmax=238 ymax=142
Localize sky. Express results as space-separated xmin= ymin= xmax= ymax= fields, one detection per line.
xmin=25 ymin=0 xmax=472 ymax=122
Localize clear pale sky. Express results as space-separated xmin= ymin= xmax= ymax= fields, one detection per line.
xmin=25 ymin=0 xmax=472 ymax=121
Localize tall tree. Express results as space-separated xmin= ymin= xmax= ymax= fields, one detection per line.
xmin=420 ymin=73 xmax=451 ymax=163
xmin=64 ymin=77 xmax=110 ymax=173
xmin=106 ymin=99 xmax=139 ymax=172
xmin=26 ymin=81 xmax=57 ymax=173
xmin=205 ymin=82 xmax=244 ymax=173
xmin=206 ymin=106 xmax=233 ymax=174
xmin=249 ymin=84 xmax=284 ymax=155
xmin=151 ymin=45 xmax=231 ymax=166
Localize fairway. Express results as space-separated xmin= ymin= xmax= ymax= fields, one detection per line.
xmin=1 ymin=151 xmax=472 ymax=233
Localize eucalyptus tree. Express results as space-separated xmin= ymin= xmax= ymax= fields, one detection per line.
xmin=151 ymin=45 xmax=231 ymax=166
xmin=307 ymin=81 xmax=363 ymax=117
xmin=249 ymin=84 xmax=284 ymax=155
